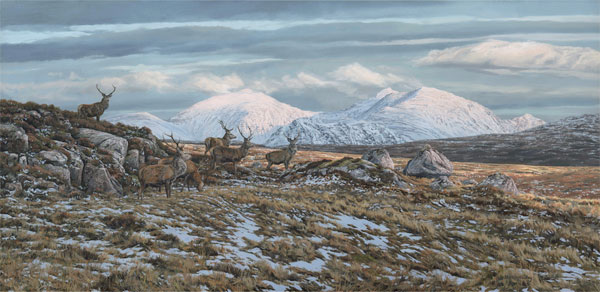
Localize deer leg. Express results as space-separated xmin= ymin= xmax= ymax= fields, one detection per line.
xmin=233 ymin=162 xmax=237 ymax=175
xmin=267 ymin=162 xmax=272 ymax=170
xmin=284 ymin=161 xmax=289 ymax=170
xmin=139 ymin=183 xmax=145 ymax=200
xmin=96 ymin=115 xmax=100 ymax=121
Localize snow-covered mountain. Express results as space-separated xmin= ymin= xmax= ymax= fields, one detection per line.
xmin=265 ymin=87 xmax=545 ymax=146
xmin=106 ymin=112 xmax=194 ymax=140
xmin=169 ymin=89 xmax=317 ymax=144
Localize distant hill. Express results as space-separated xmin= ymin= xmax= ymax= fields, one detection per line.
xmin=300 ymin=114 xmax=599 ymax=167
xmin=265 ymin=87 xmax=544 ymax=146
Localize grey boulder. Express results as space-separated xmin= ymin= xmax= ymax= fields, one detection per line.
xmin=78 ymin=128 xmax=128 ymax=165
xmin=124 ymin=149 xmax=141 ymax=173
xmin=430 ymin=176 xmax=454 ymax=191
xmin=0 ymin=123 xmax=29 ymax=153
xmin=361 ymin=148 xmax=394 ymax=169
xmin=38 ymin=150 xmax=68 ymax=166
xmin=478 ymin=172 xmax=519 ymax=194
xmin=82 ymin=163 xmax=123 ymax=195
xmin=403 ymin=144 xmax=453 ymax=178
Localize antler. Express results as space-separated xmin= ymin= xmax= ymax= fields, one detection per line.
xmin=108 ymin=84 xmax=116 ymax=95
xmin=284 ymin=131 xmax=300 ymax=142
xmin=165 ymin=132 xmax=182 ymax=151
xmin=96 ymin=84 xmax=105 ymax=95
xmin=219 ymin=120 xmax=232 ymax=131
xmin=238 ymin=125 xmax=254 ymax=140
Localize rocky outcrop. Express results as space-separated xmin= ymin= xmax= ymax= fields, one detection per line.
xmin=124 ymin=149 xmax=141 ymax=173
xmin=478 ymin=172 xmax=519 ymax=194
xmin=0 ymin=123 xmax=29 ymax=153
xmin=403 ymin=145 xmax=453 ymax=178
xmin=361 ymin=149 xmax=394 ymax=169
xmin=38 ymin=150 xmax=68 ymax=166
xmin=430 ymin=176 xmax=454 ymax=191
xmin=82 ymin=163 xmax=123 ymax=195
xmin=78 ymin=128 xmax=128 ymax=165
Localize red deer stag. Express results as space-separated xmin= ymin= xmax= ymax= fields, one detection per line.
xmin=158 ymin=158 xmax=204 ymax=191
xmin=265 ymin=132 xmax=299 ymax=170
xmin=210 ymin=126 xmax=253 ymax=174
xmin=78 ymin=84 xmax=116 ymax=121
xmin=138 ymin=134 xmax=187 ymax=199
xmin=204 ymin=120 xmax=236 ymax=155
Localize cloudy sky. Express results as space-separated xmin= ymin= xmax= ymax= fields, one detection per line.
xmin=1 ymin=1 xmax=599 ymax=121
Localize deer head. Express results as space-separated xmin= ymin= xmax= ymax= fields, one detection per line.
xmin=165 ymin=132 xmax=184 ymax=157
xmin=285 ymin=132 xmax=300 ymax=145
xmin=238 ymin=125 xmax=254 ymax=148
xmin=96 ymin=84 xmax=116 ymax=99
xmin=219 ymin=120 xmax=236 ymax=140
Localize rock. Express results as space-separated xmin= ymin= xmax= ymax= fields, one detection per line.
xmin=361 ymin=148 xmax=394 ymax=169
xmin=430 ymin=176 xmax=454 ymax=190
xmin=0 ymin=123 xmax=29 ymax=153
xmin=7 ymin=153 xmax=19 ymax=167
xmin=18 ymin=155 xmax=28 ymax=166
xmin=42 ymin=164 xmax=71 ymax=187
xmin=82 ymin=163 xmax=123 ymax=195
xmin=251 ymin=162 xmax=263 ymax=169
xmin=5 ymin=182 xmax=23 ymax=196
xmin=478 ymin=172 xmax=519 ymax=194
xmin=129 ymin=137 xmax=165 ymax=159
xmin=403 ymin=144 xmax=453 ymax=178
xmin=124 ymin=149 xmax=141 ymax=173
xmin=64 ymin=150 xmax=84 ymax=187
xmin=78 ymin=128 xmax=128 ymax=165
xmin=27 ymin=110 xmax=41 ymax=119
xmin=38 ymin=150 xmax=68 ymax=166
xmin=462 ymin=179 xmax=478 ymax=185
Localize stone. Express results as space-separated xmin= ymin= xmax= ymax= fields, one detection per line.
xmin=5 ymin=182 xmax=23 ymax=196
xmin=462 ymin=179 xmax=478 ymax=185
xmin=0 ymin=123 xmax=29 ymax=153
xmin=38 ymin=150 xmax=68 ymax=166
xmin=124 ymin=149 xmax=141 ymax=173
xmin=18 ymin=155 xmax=28 ymax=166
xmin=430 ymin=176 xmax=454 ymax=191
xmin=65 ymin=150 xmax=84 ymax=187
xmin=78 ymin=128 xmax=128 ymax=165
xmin=403 ymin=144 xmax=453 ymax=178
xmin=361 ymin=148 xmax=394 ymax=169
xmin=82 ymin=163 xmax=123 ymax=195
xmin=7 ymin=153 xmax=19 ymax=167
xmin=251 ymin=162 xmax=263 ymax=169
xmin=478 ymin=172 xmax=519 ymax=194
xmin=42 ymin=164 xmax=71 ymax=187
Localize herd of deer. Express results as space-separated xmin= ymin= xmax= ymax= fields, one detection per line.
xmin=78 ymin=84 xmax=301 ymax=200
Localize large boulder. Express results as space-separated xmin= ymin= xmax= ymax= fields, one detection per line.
xmin=361 ymin=149 xmax=394 ymax=169
xmin=403 ymin=145 xmax=453 ymax=178
xmin=82 ymin=163 xmax=123 ymax=195
xmin=124 ymin=149 xmax=141 ymax=173
xmin=0 ymin=123 xmax=29 ymax=153
xmin=42 ymin=164 xmax=71 ymax=187
xmin=478 ymin=172 xmax=519 ymax=194
xmin=37 ymin=150 xmax=68 ymax=166
xmin=78 ymin=128 xmax=128 ymax=165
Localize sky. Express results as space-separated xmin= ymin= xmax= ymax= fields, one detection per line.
xmin=1 ymin=1 xmax=599 ymax=122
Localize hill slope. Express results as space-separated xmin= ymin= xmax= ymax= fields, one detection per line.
xmin=106 ymin=112 xmax=193 ymax=140
xmin=265 ymin=87 xmax=544 ymax=146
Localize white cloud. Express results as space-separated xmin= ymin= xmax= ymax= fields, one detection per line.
xmin=330 ymin=63 xmax=421 ymax=90
xmin=187 ymin=73 xmax=244 ymax=94
xmin=417 ymin=40 xmax=600 ymax=78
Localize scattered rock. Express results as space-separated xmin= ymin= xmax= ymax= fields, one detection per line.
xmin=0 ymin=123 xmax=29 ymax=153
xmin=478 ymin=172 xmax=519 ymax=194
xmin=462 ymin=179 xmax=478 ymax=185
xmin=78 ymin=128 xmax=128 ymax=165
xmin=38 ymin=150 xmax=68 ymax=166
xmin=403 ymin=144 xmax=453 ymax=178
xmin=82 ymin=163 xmax=123 ymax=195
xmin=361 ymin=149 xmax=394 ymax=169
xmin=430 ymin=176 xmax=454 ymax=190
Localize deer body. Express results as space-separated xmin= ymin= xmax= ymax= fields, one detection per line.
xmin=204 ymin=120 xmax=236 ymax=155
xmin=159 ymin=158 xmax=203 ymax=191
xmin=78 ymin=84 xmax=116 ymax=121
xmin=266 ymin=133 xmax=299 ymax=170
xmin=138 ymin=134 xmax=187 ymax=199
xmin=210 ymin=126 xmax=253 ymax=174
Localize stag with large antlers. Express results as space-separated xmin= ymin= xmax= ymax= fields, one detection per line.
xmin=78 ymin=84 xmax=116 ymax=121
xmin=210 ymin=126 xmax=253 ymax=174
xmin=204 ymin=120 xmax=236 ymax=155
xmin=138 ymin=133 xmax=188 ymax=199
xmin=265 ymin=132 xmax=300 ymax=170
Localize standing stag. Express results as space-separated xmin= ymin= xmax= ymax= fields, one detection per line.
xmin=78 ymin=84 xmax=116 ymax=121
xmin=158 ymin=158 xmax=204 ymax=191
xmin=204 ymin=120 xmax=236 ymax=155
xmin=265 ymin=132 xmax=300 ymax=170
xmin=138 ymin=133 xmax=187 ymax=199
xmin=210 ymin=126 xmax=253 ymax=174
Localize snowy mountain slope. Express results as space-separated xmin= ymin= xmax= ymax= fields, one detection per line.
xmin=265 ymin=87 xmax=545 ymax=146
xmin=106 ymin=112 xmax=194 ymax=140
xmin=169 ymin=89 xmax=317 ymax=144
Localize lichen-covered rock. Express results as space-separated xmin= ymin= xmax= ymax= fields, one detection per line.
xmin=361 ymin=149 xmax=394 ymax=169
xmin=38 ymin=150 xmax=68 ymax=166
xmin=124 ymin=149 xmax=141 ymax=173
xmin=0 ymin=123 xmax=29 ymax=153
xmin=82 ymin=163 xmax=123 ymax=195
xmin=478 ymin=172 xmax=519 ymax=194
xmin=42 ymin=164 xmax=71 ymax=187
xmin=78 ymin=128 xmax=128 ymax=165
xmin=403 ymin=144 xmax=453 ymax=178
xmin=430 ymin=176 xmax=454 ymax=191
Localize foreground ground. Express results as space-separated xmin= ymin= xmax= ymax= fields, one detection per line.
xmin=1 ymin=146 xmax=599 ymax=291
